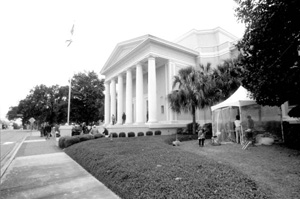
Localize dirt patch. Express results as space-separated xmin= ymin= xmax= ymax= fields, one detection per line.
xmin=179 ymin=140 xmax=300 ymax=199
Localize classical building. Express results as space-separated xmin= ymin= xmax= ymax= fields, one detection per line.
xmin=100 ymin=27 xmax=239 ymax=134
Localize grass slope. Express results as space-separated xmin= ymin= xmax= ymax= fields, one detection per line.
xmin=65 ymin=135 xmax=271 ymax=199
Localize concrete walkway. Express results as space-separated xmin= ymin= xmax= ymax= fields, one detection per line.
xmin=0 ymin=132 xmax=120 ymax=199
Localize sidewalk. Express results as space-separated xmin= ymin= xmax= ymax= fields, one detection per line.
xmin=0 ymin=132 xmax=120 ymax=199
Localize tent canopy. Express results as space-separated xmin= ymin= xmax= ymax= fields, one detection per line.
xmin=211 ymin=86 xmax=256 ymax=111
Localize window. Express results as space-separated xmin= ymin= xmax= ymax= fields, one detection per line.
xmin=161 ymin=105 xmax=164 ymax=114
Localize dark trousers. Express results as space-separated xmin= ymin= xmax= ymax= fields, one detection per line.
xmin=199 ymin=138 xmax=205 ymax=146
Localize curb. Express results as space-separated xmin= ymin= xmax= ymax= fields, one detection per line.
xmin=0 ymin=135 xmax=28 ymax=178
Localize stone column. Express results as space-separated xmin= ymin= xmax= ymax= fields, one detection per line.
xmin=135 ymin=63 xmax=144 ymax=124
xmin=168 ymin=60 xmax=175 ymax=122
xmin=147 ymin=56 xmax=157 ymax=123
xmin=117 ymin=74 xmax=124 ymax=125
xmin=104 ymin=82 xmax=110 ymax=125
xmin=110 ymin=79 xmax=116 ymax=124
xmin=125 ymin=69 xmax=133 ymax=124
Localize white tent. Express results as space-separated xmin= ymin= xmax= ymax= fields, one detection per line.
xmin=211 ymin=86 xmax=256 ymax=111
xmin=211 ymin=86 xmax=282 ymax=144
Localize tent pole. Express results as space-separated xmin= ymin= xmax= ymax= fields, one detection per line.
xmin=239 ymin=106 xmax=244 ymax=145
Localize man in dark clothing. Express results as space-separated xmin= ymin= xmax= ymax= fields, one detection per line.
xmin=122 ymin=112 xmax=126 ymax=124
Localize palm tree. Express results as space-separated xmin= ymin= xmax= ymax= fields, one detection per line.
xmin=211 ymin=58 xmax=242 ymax=104
xmin=168 ymin=65 xmax=213 ymax=134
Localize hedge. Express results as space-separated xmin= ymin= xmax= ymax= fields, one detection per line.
xmin=94 ymin=133 xmax=105 ymax=139
xmin=111 ymin=132 xmax=118 ymax=138
xmin=128 ymin=132 xmax=135 ymax=137
xmin=119 ymin=132 xmax=126 ymax=137
xmin=78 ymin=134 xmax=94 ymax=142
xmin=154 ymin=130 xmax=161 ymax=135
xmin=64 ymin=136 xmax=81 ymax=148
xmin=146 ymin=131 xmax=153 ymax=136
xmin=137 ymin=132 xmax=144 ymax=137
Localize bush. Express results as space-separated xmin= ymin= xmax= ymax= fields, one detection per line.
xmin=58 ymin=136 xmax=70 ymax=149
xmin=283 ymin=122 xmax=300 ymax=150
xmin=111 ymin=132 xmax=118 ymax=138
xmin=103 ymin=128 xmax=109 ymax=135
xmin=119 ymin=132 xmax=126 ymax=137
xmin=146 ymin=131 xmax=153 ymax=136
xmin=186 ymin=122 xmax=200 ymax=134
xmin=202 ymin=123 xmax=212 ymax=139
xmin=64 ymin=136 xmax=81 ymax=148
xmin=78 ymin=134 xmax=94 ymax=142
xmin=137 ymin=132 xmax=144 ymax=137
xmin=155 ymin=130 xmax=162 ymax=135
xmin=94 ymin=133 xmax=105 ymax=139
xmin=128 ymin=132 xmax=135 ymax=137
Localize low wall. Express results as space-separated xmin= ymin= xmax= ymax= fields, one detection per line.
xmin=59 ymin=125 xmax=72 ymax=137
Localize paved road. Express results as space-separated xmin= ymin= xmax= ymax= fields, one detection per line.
xmin=0 ymin=130 xmax=29 ymax=163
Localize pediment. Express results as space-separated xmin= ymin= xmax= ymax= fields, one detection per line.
xmin=101 ymin=35 xmax=148 ymax=74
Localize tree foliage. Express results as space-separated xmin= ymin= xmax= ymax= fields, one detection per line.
xmin=235 ymin=0 xmax=300 ymax=116
xmin=212 ymin=58 xmax=242 ymax=103
xmin=168 ymin=65 xmax=213 ymax=134
xmin=6 ymin=71 xmax=104 ymax=125
xmin=70 ymin=71 xmax=105 ymax=124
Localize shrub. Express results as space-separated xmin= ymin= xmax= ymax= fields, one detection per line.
xmin=58 ymin=136 xmax=70 ymax=149
xmin=78 ymin=134 xmax=94 ymax=142
xmin=119 ymin=132 xmax=126 ymax=137
xmin=202 ymin=123 xmax=212 ymax=139
xmin=64 ymin=136 xmax=81 ymax=148
xmin=94 ymin=133 xmax=105 ymax=139
xmin=186 ymin=122 xmax=200 ymax=134
xmin=146 ymin=131 xmax=153 ymax=136
xmin=155 ymin=130 xmax=162 ymax=135
xmin=137 ymin=132 xmax=144 ymax=137
xmin=128 ymin=132 xmax=135 ymax=137
xmin=103 ymin=128 xmax=109 ymax=135
xmin=111 ymin=132 xmax=118 ymax=138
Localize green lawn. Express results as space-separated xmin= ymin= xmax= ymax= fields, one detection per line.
xmin=65 ymin=135 xmax=272 ymax=199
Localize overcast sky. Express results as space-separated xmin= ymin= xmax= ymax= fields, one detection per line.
xmin=0 ymin=0 xmax=245 ymax=120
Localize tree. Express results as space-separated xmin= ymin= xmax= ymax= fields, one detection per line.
xmin=211 ymin=58 xmax=242 ymax=103
xmin=70 ymin=71 xmax=105 ymax=124
xmin=235 ymin=0 xmax=300 ymax=116
xmin=167 ymin=65 xmax=213 ymax=134
xmin=7 ymin=106 xmax=19 ymax=120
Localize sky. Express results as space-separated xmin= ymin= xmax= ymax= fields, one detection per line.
xmin=0 ymin=0 xmax=245 ymax=120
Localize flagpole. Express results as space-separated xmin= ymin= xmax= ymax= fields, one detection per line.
xmin=66 ymin=22 xmax=75 ymax=125
xmin=67 ymin=77 xmax=71 ymax=125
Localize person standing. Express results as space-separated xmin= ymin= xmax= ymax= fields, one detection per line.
xmin=247 ymin=115 xmax=254 ymax=130
xmin=45 ymin=123 xmax=51 ymax=140
xmin=89 ymin=125 xmax=100 ymax=135
xmin=122 ymin=112 xmax=126 ymax=124
xmin=112 ymin=114 xmax=116 ymax=125
xmin=234 ymin=115 xmax=241 ymax=144
xmin=198 ymin=127 xmax=206 ymax=147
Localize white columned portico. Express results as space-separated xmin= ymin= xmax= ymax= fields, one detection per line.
xmin=110 ymin=79 xmax=116 ymax=124
xmin=117 ymin=74 xmax=124 ymax=125
xmin=125 ymin=69 xmax=133 ymax=124
xmin=135 ymin=63 xmax=144 ymax=124
xmin=104 ymin=82 xmax=110 ymax=125
xmin=147 ymin=56 xmax=157 ymax=123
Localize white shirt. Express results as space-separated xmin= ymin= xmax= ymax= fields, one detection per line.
xmin=234 ymin=120 xmax=241 ymax=128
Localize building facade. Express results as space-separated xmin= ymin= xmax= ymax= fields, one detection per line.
xmin=100 ymin=27 xmax=239 ymax=134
